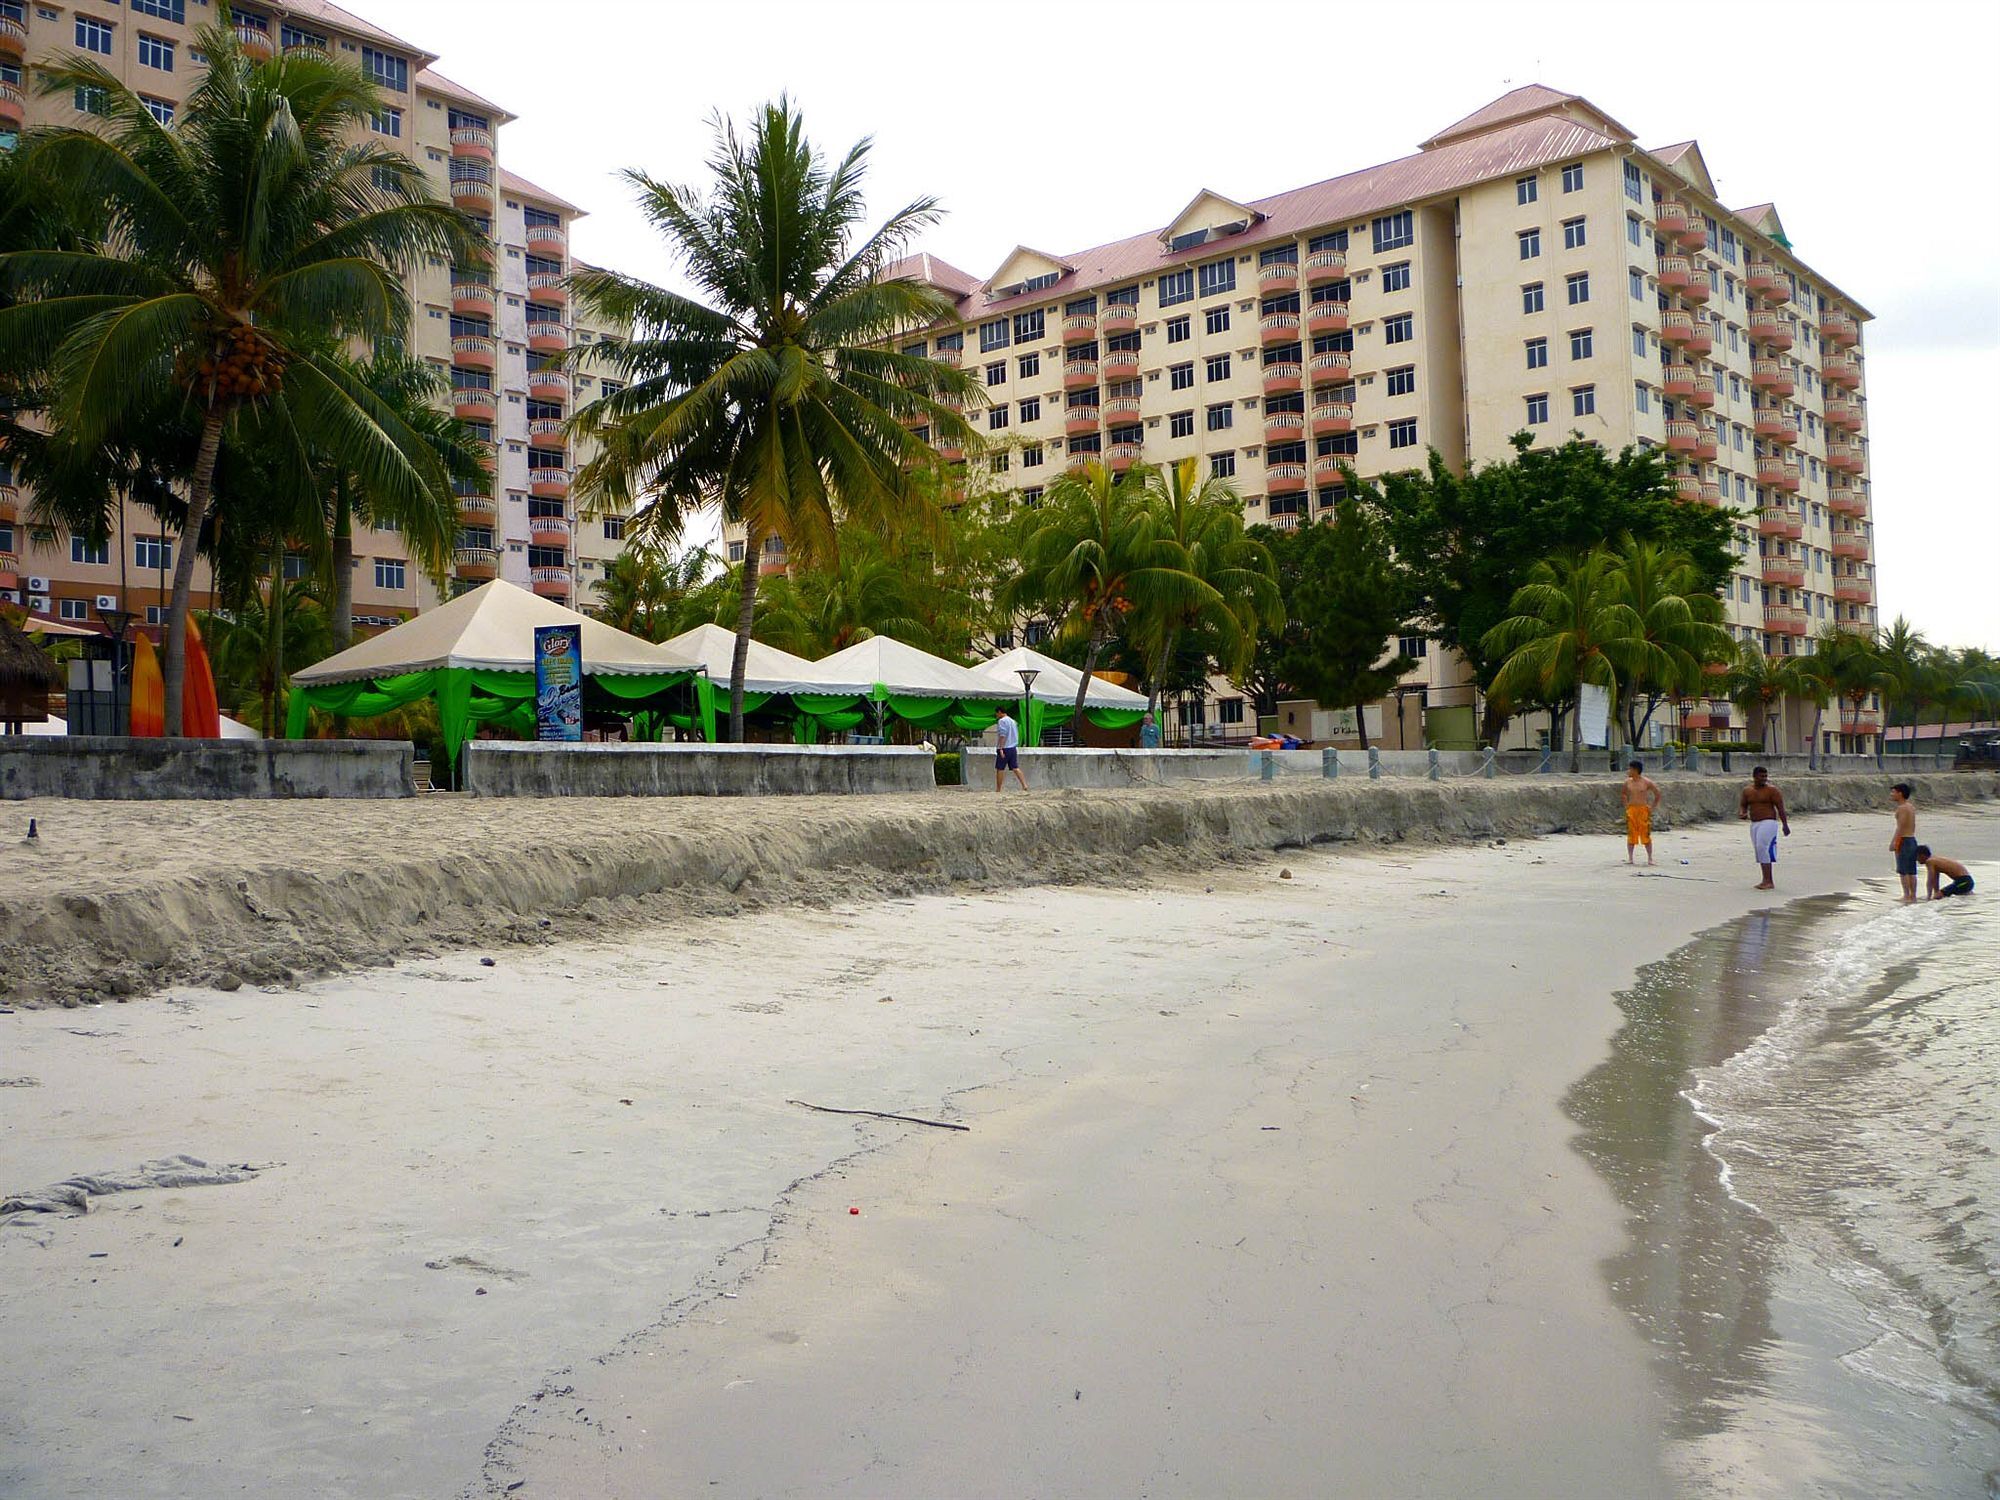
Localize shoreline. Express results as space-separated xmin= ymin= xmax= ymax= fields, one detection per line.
xmin=3 ymin=770 xmax=1991 ymax=1008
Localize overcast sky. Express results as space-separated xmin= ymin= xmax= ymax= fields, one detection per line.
xmin=393 ymin=0 xmax=1999 ymax=650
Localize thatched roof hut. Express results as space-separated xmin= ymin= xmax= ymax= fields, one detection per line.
xmin=0 ymin=615 xmax=64 ymax=729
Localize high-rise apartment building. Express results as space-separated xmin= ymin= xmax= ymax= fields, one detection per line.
xmin=857 ymin=86 xmax=1880 ymax=752
xmin=0 ymin=0 xmax=626 ymax=631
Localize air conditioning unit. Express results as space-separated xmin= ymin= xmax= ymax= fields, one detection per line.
xmin=29 ymin=594 xmax=51 ymax=612
xmin=27 ymin=575 xmax=49 ymax=593
xmin=0 ymin=589 xmax=17 ymax=605
xmin=96 ymin=594 xmax=118 ymax=610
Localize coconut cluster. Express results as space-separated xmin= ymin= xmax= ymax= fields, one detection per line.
xmin=192 ymin=324 xmax=288 ymax=402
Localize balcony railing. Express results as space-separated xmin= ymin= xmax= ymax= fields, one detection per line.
xmin=1746 ymin=259 xmax=1786 ymax=300
xmin=1063 ymin=359 xmax=1099 ymax=385
xmin=1764 ymin=606 xmax=1809 ymax=636
xmin=1833 ymin=576 xmax=1872 ymax=603
xmin=525 ymin=368 xmax=568 ymax=395
xmin=1062 ymin=314 xmax=1097 ymax=342
xmin=1831 ymin=534 xmax=1868 ymax=560
xmin=0 ymin=16 xmax=27 ymax=53
xmin=1657 ymin=199 xmax=1706 ymax=247
xmin=1063 ymin=405 xmax=1100 ymax=431
xmin=1261 ymin=362 xmax=1303 ymax=389
xmin=1755 ymin=411 xmax=1800 ymax=445
xmin=530 ymin=516 xmax=572 ymax=540
xmin=1103 ymin=397 xmax=1142 ymax=424
xmin=1257 ymin=262 xmax=1299 ymax=292
xmin=528 ymin=466 xmax=572 ymax=488
xmin=1657 ymin=256 xmax=1696 ymax=291
xmin=1819 ymin=310 xmax=1858 ymax=347
xmin=1823 ymin=355 xmax=1860 ymax=388
xmin=1259 ymin=312 xmax=1301 ymax=343
xmin=1263 ymin=412 xmax=1305 ymax=438
xmin=1100 ymin=350 xmax=1140 ymax=377
xmin=456 ymin=495 xmax=496 ymax=518
xmin=1748 ymin=312 xmax=1794 ymax=349
xmin=527 ymin=417 xmax=566 ymax=439
xmin=1266 ymin=462 xmax=1308 ymax=492
xmin=453 ymin=546 xmax=499 ymax=570
xmin=1099 ymin=304 xmax=1139 ymax=330
xmin=1106 ymin=442 xmax=1143 ymax=469
xmin=452 ymin=335 xmax=497 ymax=363
xmin=1761 ymin=556 xmax=1805 ymax=587
xmin=524 ymin=222 xmax=567 ymax=247
xmin=1750 ymin=359 xmax=1793 ymax=394
xmin=1310 ymin=401 xmax=1353 ymax=432
xmin=1828 ymin=443 xmax=1864 ymax=472
xmin=1309 ymin=351 xmax=1351 ymax=383
xmin=1304 ymin=249 xmax=1346 ymax=282
xmin=1305 ymin=301 xmax=1349 ymax=332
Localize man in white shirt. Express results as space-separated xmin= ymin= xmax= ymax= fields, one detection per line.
xmin=993 ymin=709 xmax=1029 ymax=792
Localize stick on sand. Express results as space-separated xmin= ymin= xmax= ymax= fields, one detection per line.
xmin=787 ymin=1100 xmax=968 ymax=1132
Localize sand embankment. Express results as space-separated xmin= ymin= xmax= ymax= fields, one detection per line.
xmin=1 ymin=770 xmax=1990 ymax=1007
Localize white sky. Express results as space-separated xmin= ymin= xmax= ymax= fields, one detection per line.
xmin=391 ymin=0 xmax=1999 ymax=651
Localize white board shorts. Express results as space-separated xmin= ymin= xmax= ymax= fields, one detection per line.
xmin=1751 ymin=819 xmax=1781 ymax=864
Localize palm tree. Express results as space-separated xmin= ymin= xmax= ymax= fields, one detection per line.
xmin=1792 ymin=639 xmax=1838 ymax=767
xmin=753 ymin=526 xmax=936 ymax=658
xmin=1873 ymin=616 xmax=1936 ymax=766
xmin=568 ymin=100 xmax=980 ymax=740
xmin=1722 ymin=644 xmax=1811 ymax=754
xmin=1482 ymin=549 xmax=1645 ymax=772
xmin=595 ymin=542 xmax=720 ymax=643
xmin=1610 ymin=536 xmax=1733 ymax=747
xmin=1135 ymin=458 xmax=1281 ymax=717
xmin=202 ymin=572 xmax=335 ymax=732
xmin=1005 ymin=461 xmax=1213 ymax=726
xmin=0 ymin=28 xmax=481 ymax=732
xmin=1813 ymin=628 xmax=1884 ymax=755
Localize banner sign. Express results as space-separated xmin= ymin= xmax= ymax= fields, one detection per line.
xmin=1578 ymin=682 xmax=1611 ymax=749
xmin=534 ymin=623 xmax=583 ymax=742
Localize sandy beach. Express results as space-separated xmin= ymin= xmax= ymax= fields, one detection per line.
xmin=6 ymin=789 xmax=1994 ymax=1498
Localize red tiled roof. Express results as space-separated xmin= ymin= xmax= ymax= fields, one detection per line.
xmin=276 ymin=0 xmax=431 ymax=60
xmin=416 ymin=68 xmax=512 ymax=125
xmin=881 ymin=252 xmax=981 ymax=298
xmin=1421 ymin=84 xmax=1581 ymax=149
xmin=500 ymin=167 xmax=583 ymax=218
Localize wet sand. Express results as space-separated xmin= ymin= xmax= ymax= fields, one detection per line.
xmin=12 ymin=802 xmax=1992 ymax=1496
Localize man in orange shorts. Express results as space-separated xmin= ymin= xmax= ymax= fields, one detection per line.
xmin=1623 ymin=759 xmax=1662 ymax=866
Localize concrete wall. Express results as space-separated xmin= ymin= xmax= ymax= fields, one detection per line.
xmin=0 ymin=737 xmax=415 ymax=800
xmin=464 ymin=742 xmax=936 ymax=798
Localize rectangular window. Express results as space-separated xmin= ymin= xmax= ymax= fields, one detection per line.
xmin=1165 ymin=314 xmax=1191 ymax=344
xmin=1561 ymin=162 xmax=1584 ymax=194
xmin=76 ymin=15 xmax=113 ymax=52
xmin=1205 ymin=353 xmax=1231 ymax=382
xmin=137 ymin=32 xmax=172 ymax=70
xmin=1526 ymin=337 xmax=1549 ymax=370
xmin=990 ymin=452 xmax=1009 ymax=474
xmin=1159 ymin=269 xmax=1194 ymax=307
xmin=1626 ymin=216 xmax=1642 ymax=248
xmin=978 ymin=318 xmax=1010 ymax=352
xmin=1385 ymin=364 xmax=1416 ymax=396
xmin=58 ymin=597 xmax=89 ymax=622
xmin=1525 ymin=393 xmax=1549 ymax=425
xmin=1382 ymin=313 xmax=1413 ymax=345
xmin=1022 ymin=445 xmax=1043 ymax=469
xmin=1017 ymin=352 xmax=1040 ymax=380
xmin=1308 ymin=229 xmax=1348 ymax=253
xmin=1522 ymin=282 xmax=1544 ymax=314
xmin=1013 ymin=309 xmax=1044 ymax=345
xmin=1518 ymin=228 xmax=1541 ymax=260
xmin=1063 ymin=295 xmax=1098 ymax=317
xmin=360 ymin=47 xmax=408 ymax=92
xmin=1570 ymin=328 xmax=1593 ymax=360
xmin=1210 ymin=452 xmax=1236 ymax=478
xmin=1516 ymin=175 xmax=1538 ymax=205
xmin=1572 ymin=385 xmax=1596 ymax=416
xmin=1631 ymin=327 xmax=1647 ymax=356
xmin=988 ymin=405 xmax=1009 ymax=431
xmin=1169 ymin=362 xmax=1194 ymax=391
xmin=71 ymin=536 xmax=109 ymax=566
xmin=369 ymin=106 xmax=401 ymax=138
xmin=281 ymin=23 xmax=327 ymax=50
xmin=1198 ymin=258 xmax=1236 ymax=298
xmin=1018 ymin=396 xmax=1040 ymax=424
xmin=602 ymin=516 xmax=626 ymax=541
xmin=1204 ymin=306 xmax=1230 ymax=335
xmin=1562 ymin=217 xmax=1586 ymax=250
xmin=1169 ymin=410 xmax=1194 ymax=438
xmin=985 ymin=361 xmax=1006 ymax=386
xmin=1381 ymin=261 xmax=1411 ymax=294
xmin=1719 ymin=226 xmax=1738 ymax=265
xmin=1372 ymin=210 xmax=1414 ymax=252
xmin=373 ymin=559 xmax=407 ymax=591
xmin=134 ymin=535 xmax=172 ymax=571
xmin=1634 ymin=382 xmax=1650 ymax=414
xmin=1387 ymin=417 xmax=1418 ymax=449
xmin=1629 ymin=267 xmax=1644 ymax=300
xmin=142 ymin=96 xmax=173 ymax=125
xmin=1623 ymin=160 xmax=1643 ymax=202
xmin=132 ymin=0 xmax=186 ymax=20
xmin=1566 ymin=272 xmax=1590 ymax=305
xmin=1206 ymin=403 xmax=1233 ymax=432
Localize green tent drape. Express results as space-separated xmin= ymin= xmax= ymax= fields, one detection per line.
xmin=691 ymin=676 xmax=775 ymax=742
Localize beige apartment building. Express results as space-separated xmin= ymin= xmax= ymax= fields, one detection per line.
xmin=840 ymin=86 xmax=1879 ymax=753
xmin=0 ymin=0 xmax=628 ymax=635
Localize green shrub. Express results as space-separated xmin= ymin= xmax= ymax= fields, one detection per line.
xmin=933 ymin=751 xmax=961 ymax=786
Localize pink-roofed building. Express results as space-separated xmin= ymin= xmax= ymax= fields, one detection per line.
xmin=821 ymin=85 xmax=1881 ymax=755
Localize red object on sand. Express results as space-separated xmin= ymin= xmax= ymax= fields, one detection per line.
xmin=183 ymin=616 xmax=222 ymax=739
xmin=849 ymin=1207 xmax=859 ymax=1215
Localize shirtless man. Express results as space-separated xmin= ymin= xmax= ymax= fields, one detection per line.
xmin=1738 ymin=765 xmax=1790 ymax=890
xmin=1889 ymin=783 xmax=1919 ymax=903
xmin=1915 ymin=846 xmax=1975 ymax=900
xmin=1622 ymin=760 xmax=1662 ymax=866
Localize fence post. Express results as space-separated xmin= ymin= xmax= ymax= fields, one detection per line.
xmin=1538 ymin=745 xmax=1553 ymax=775
xmin=1686 ymin=747 xmax=1702 ymax=775
xmin=1427 ymin=747 xmax=1441 ymax=781
xmin=1481 ymin=746 xmax=1496 ymax=779
xmin=1720 ymin=749 xmax=1732 ymax=775
xmin=1368 ymin=746 xmax=1382 ymax=780
xmin=1259 ymin=750 xmax=1276 ymax=782
xmin=1322 ymin=746 xmax=1339 ymax=779
xmin=1663 ymin=744 xmax=1677 ymax=772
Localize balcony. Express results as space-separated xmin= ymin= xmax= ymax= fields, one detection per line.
xmin=1261 ymin=362 xmax=1302 ymax=395
xmin=527 ymin=272 xmax=567 ymax=308
xmin=1694 ymin=423 xmax=1718 ymax=461
xmin=452 ymin=546 xmax=499 ymax=580
xmin=1660 ymin=311 xmax=1711 ymax=353
xmin=451 ymin=334 xmax=498 ymax=370
xmin=1309 ymin=351 xmax=1351 ymax=386
xmin=1764 ymin=606 xmax=1809 ymax=637
xmin=1828 ymin=442 xmax=1864 ymax=473
xmin=1100 ymin=349 xmax=1140 ymax=379
xmin=1062 ymin=313 xmax=1097 ymax=345
xmin=233 ymin=24 xmax=275 ymax=59
xmin=1846 ymin=710 xmax=1883 ymax=735
xmin=1748 ymin=311 xmax=1794 ymax=350
xmin=1258 ymin=261 xmax=1299 ymax=295
xmin=935 ymin=441 xmax=965 ymax=463
xmin=1063 ymin=404 xmax=1100 ymax=434
xmin=1259 ymin=312 xmax=1301 ymax=346
xmin=1832 ymin=533 xmax=1868 ymax=561
xmin=1657 ymin=256 xmax=1697 ymax=293
xmin=1100 ymin=304 xmax=1139 ymax=335
xmin=525 ymin=367 xmax=568 ymax=398
xmin=1746 ymin=259 xmax=1786 ymax=302
xmin=1699 ymin=483 xmax=1723 ymax=506
xmin=1761 ymin=555 xmax=1805 ymax=588
xmin=1680 ymin=270 xmax=1712 ymax=304
xmin=929 ymin=346 xmax=961 ymax=368
xmin=457 ymin=495 xmax=497 ymax=522
xmin=529 ymin=465 xmax=572 ymax=497
xmin=524 ymin=222 xmax=567 ymax=253
xmin=527 ymin=323 xmax=568 ymax=353
xmin=1102 ymin=396 xmax=1142 ymax=426
xmin=1661 ymin=363 xmax=1698 ymax=398
xmin=451 ymin=386 xmax=497 ymax=420
xmin=451 ymin=280 xmax=497 ymax=316
xmin=1750 ymin=359 xmax=1794 ymax=396
xmin=0 ymin=551 xmax=17 ymax=585
xmin=1834 ymin=576 xmax=1873 ymax=604
xmin=1065 ymin=452 xmax=1096 ymax=475
xmin=1824 ymin=397 xmax=1862 ymax=431
xmin=1305 ymin=300 xmax=1349 ymax=335
xmin=527 ymin=419 xmax=567 ymax=448
xmin=1657 ymin=199 xmax=1706 ymax=248
xmin=1689 ymin=376 xmax=1717 ymax=409
xmin=1266 ymin=463 xmax=1308 ymax=494
xmin=1819 ymin=310 xmax=1858 ymax=348
xmin=0 ymin=483 xmax=18 ymax=521
xmin=1312 ymin=455 xmax=1347 ymax=480
xmin=1674 ymin=474 xmax=1703 ymax=502
xmin=450 ymin=126 xmax=494 ymax=162
xmin=530 ymin=516 xmax=571 ymax=545
xmin=1828 ymin=485 xmax=1866 ymax=517
xmin=1665 ymin=419 xmax=1700 ymax=455
xmin=1756 ymin=455 xmax=1796 ymax=490
xmin=1106 ymin=442 xmax=1143 ymax=473
xmin=450 ymin=169 xmax=496 ymax=210
xmin=1310 ymin=401 xmax=1354 ymax=436
xmin=1304 ymin=249 xmax=1347 ymax=284
xmin=0 ymin=79 xmax=22 ymax=127
xmin=0 ymin=15 xmax=25 ymax=58
xmin=1822 ymin=355 xmax=1860 ymax=389
xmin=1062 ymin=358 xmax=1098 ymax=390
xmin=1263 ymin=411 xmax=1305 ymax=441
xmin=530 ymin=568 xmax=570 ymax=599
xmin=1754 ymin=410 xmax=1799 ymax=445
xmin=1758 ymin=507 xmax=1802 ymax=539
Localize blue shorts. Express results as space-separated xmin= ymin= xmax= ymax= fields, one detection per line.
xmin=1895 ymin=837 xmax=1920 ymax=876
xmin=995 ymin=746 xmax=1019 ymax=771
xmin=1938 ymin=874 xmax=1975 ymax=899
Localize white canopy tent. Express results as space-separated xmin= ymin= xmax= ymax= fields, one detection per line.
xmin=972 ymin=646 xmax=1149 ymax=711
xmin=810 ymin=635 xmax=1017 ymax=702
xmin=657 ymin=623 xmax=832 ymax=696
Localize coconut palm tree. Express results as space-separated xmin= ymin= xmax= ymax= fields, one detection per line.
xmin=1813 ymin=628 xmax=1885 ymax=755
xmin=1482 ymin=549 xmax=1645 ymax=772
xmin=567 ymin=100 xmax=980 ymax=740
xmin=1792 ymin=639 xmax=1838 ymax=767
xmin=1609 ymin=536 xmax=1733 ymax=747
xmin=1873 ymin=616 xmax=1938 ymax=766
xmin=0 ymin=27 xmax=482 ymax=732
xmin=1722 ymin=644 xmax=1812 ymax=754
xmin=202 ymin=571 xmax=335 ymax=733
xmin=595 ymin=542 xmax=721 ymax=643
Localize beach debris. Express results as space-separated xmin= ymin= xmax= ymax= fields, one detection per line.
xmin=479 ymin=957 xmax=496 ymax=967
xmin=1279 ymin=868 xmax=1293 ymax=880
xmin=0 ymin=1077 xmax=39 ymax=1088
xmin=849 ymin=1207 xmax=860 ymax=1216
xmin=475 ymin=1287 xmax=487 ymax=1296
xmin=787 ymin=1099 xmax=968 ymax=1132
xmin=2 ymin=1156 xmax=265 ymax=1217
xmin=172 ymin=1237 xmax=183 ymax=1248
xmin=24 ymin=818 xmax=36 ymax=841
xmin=214 ymin=973 xmax=243 ymax=993
xmin=878 ymin=995 xmax=894 ymax=1004
xmin=619 ymin=1098 xmax=633 ymax=1106
xmin=173 ymin=1414 xmax=194 ymax=1422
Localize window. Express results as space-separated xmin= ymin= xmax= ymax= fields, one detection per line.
xmin=1561 ymin=162 xmax=1584 ymax=194
xmin=1572 ymin=385 xmax=1596 ymax=416
xmin=1387 ymin=417 xmax=1418 ymax=449
xmin=1017 ymin=352 xmax=1040 ymax=380
xmin=1210 ymin=451 xmax=1236 ymax=478
xmin=360 ymin=47 xmax=408 ymax=92
xmin=1206 ymin=403 xmax=1233 ymax=432
xmin=985 ymin=361 xmax=1006 ymax=386
xmin=137 ymin=32 xmax=172 ymax=70
xmin=132 ymin=0 xmax=186 ymax=20
xmin=1018 ymin=396 xmax=1041 ymax=423
xmin=1385 ymin=365 xmax=1415 ymax=396
xmin=1376 ymin=260 xmax=1412 ymax=295
xmin=1566 ymin=272 xmax=1590 ymax=305
xmin=1625 ymin=217 xmax=1643 ymax=251
xmin=1398 ymin=635 xmax=1429 ymax=660
xmin=1623 ymin=160 xmax=1643 ymax=202
xmin=1518 ymin=228 xmax=1541 ymax=260
xmin=1063 ymin=295 xmax=1098 ymax=317
xmin=728 ymin=540 xmax=745 ymax=562
xmin=1570 ymin=328 xmax=1593 ymax=360
xmin=1022 ymin=445 xmax=1043 ymax=468
xmin=282 ymin=23 xmax=327 ymax=50
xmin=1205 ymin=353 xmax=1231 ymax=382
xmin=978 ymin=318 xmax=1010 ymax=352
xmin=989 ymin=452 xmax=1009 ymax=474
xmin=988 ymin=405 xmax=1009 ymax=431
xmin=1634 ymin=382 xmax=1650 ymax=414
xmin=369 ymin=106 xmax=401 ymax=138
xmin=1013 ymin=309 xmax=1044 ymax=345
xmin=1562 ymin=217 xmax=1586 ymax=250
xmin=55 ymin=597 xmax=88 ymax=622
xmin=74 ymin=83 xmax=108 ymax=114
xmin=1525 ymin=337 xmax=1548 ymax=370
xmin=141 ymin=96 xmax=173 ymax=125
xmin=1629 ymin=267 xmax=1644 ymax=301
xmin=602 ymin=516 xmax=626 ymax=542
xmin=1169 ymin=410 xmax=1194 ymax=438
xmin=1204 ymin=305 xmax=1230 ymax=335
xmin=76 ymin=14 xmax=113 ymax=52
xmin=1372 ymin=210 xmax=1414 ymax=252
xmin=1522 ymin=282 xmax=1544 ymax=314
xmin=71 ymin=536 xmax=109 ymax=565
xmin=1308 ymin=229 xmax=1349 ymax=254
xmin=1631 ymin=327 xmax=1647 ymax=357
xmin=1525 ymin=393 xmax=1549 ymax=425
xmin=1169 ymin=362 xmax=1194 ymax=391
xmin=1159 ymin=269 xmax=1194 ymax=307
xmin=1198 ymin=258 xmax=1236 ymax=298
xmin=134 ymin=535 xmax=172 ymax=571
xmin=1719 ymin=226 xmax=1738 ymax=265
xmin=1516 ymin=175 xmax=1538 ymax=205
xmin=1383 ymin=313 xmax=1413 ymax=345
xmin=373 ymin=559 xmax=407 ymax=591
xmin=1165 ymin=314 xmax=1191 ymax=344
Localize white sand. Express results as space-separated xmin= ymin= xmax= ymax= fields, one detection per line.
xmin=6 ymin=803 xmax=1993 ymax=1497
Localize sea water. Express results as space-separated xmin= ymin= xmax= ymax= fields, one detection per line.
xmin=1566 ymin=869 xmax=2000 ymax=1498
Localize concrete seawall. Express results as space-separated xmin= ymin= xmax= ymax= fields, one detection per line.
xmin=1 ymin=771 xmax=1991 ymax=1007
xmin=0 ymin=737 xmax=414 ymax=800
xmin=465 ymin=742 xmax=936 ymax=797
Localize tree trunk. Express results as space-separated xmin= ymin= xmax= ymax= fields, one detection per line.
xmin=1354 ymin=699 xmax=1371 ymax=751
xmin=260 ymin=540 xmax=286 ymax=735
xmin=163 ymin=408 xmax=225 ymax=737
xmin=1809 ymin=703 xmax=1824 ymax=768
xmin=331 ymin=475 xmax=354 ymax=648
xmin=1479 ymin=696 xmax=1508 ymax=747
xmin=729 ymin=525 xmax=762 ymax=742
xmin=1073 ymin=626 xmax=1104 ymax=728
xmin=1146 ymin=625 xmax=1179 ymax=719
xmin=1568 ymin=693 xmax=1583 ymax=774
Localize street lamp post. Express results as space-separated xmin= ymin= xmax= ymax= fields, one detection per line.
xmin=1016 ymin=667 xmax=1039 ymax=747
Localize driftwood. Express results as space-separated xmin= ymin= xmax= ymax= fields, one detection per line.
xmin=787 ymin=1099 xmax=968 ymax=1132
